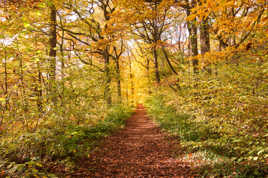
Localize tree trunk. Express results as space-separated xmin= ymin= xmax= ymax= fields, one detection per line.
xmin=162 ymin=47 xmax=178 ymax=75
xmin=37 ymin=61 xmax=43 ymax=113
xmin=153 ymin=46 xmax=160 ymax=83
xmin=48 ymin=3 xmax=57 ymax=103
xmin=200 ymin=19 xmax=210 ymax=54
xmin=186 ymin=3 xmax=199 ymax=74
xmin=200 ymin=18 xmax=211 ymax=74
xmin=104 ymin=49 xmax=112 ymax=105
xmin=18 ymin=49 xmax=29 ymax=114
xmin=129 ymin=58 xmax=134 ymax=106
xmin=60 ymin=30 xmax=65 ymax=107
xmin=146 ymin=58 xmax=152 ymax=94
xmin=3 ymin=48 xmax=8 ymax=110
xmin=33 ymin=60 xmax=43 ymax=131
xmin=115 ymin=57 xmax=122 ymax=103
xmin=178 ymin=25 xmax=182 ymax=51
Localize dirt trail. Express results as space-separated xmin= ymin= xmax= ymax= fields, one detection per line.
xmin=73 ymin=105 xmax=194 ymax=177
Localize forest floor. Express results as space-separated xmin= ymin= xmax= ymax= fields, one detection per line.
xmin=66 ymin=105 xmax=197 ymax=177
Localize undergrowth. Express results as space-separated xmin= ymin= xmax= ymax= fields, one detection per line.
xmin=145 ymin=95 xmax=268 ymax=177
xmin=0 ymin=105 xmax=132 ymax=177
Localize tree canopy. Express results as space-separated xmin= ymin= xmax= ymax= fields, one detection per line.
xmin=0 ymin=0 xmax=267 ymax=177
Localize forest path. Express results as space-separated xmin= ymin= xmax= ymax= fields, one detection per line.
xmin=73 ymin=105 xmax=194 ymax=177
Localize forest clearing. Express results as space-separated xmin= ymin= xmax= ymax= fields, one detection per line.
xmin=0 ymin=0 xmax=267 ymax=177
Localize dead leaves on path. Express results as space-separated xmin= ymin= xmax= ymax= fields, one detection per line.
xmin=63 ymin=106 xmax=199 ymax=177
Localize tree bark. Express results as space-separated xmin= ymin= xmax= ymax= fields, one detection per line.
xmin=129 ymin=57 xmax=134 ymax=106
xmin=104 ymin=49 xmax=112 ymax=105
xmin=3 ymin=48 xmax=8 ymax=110
xmin=186 ymin=1 xmax=199 ymax=74
xmin=162 ymin=47 xmax=178 ymax=75
xmin=115 ymin=57 xmax=122 ymax=103
xmin=37 ymin=61 xmax=43 ymax=113
xmin=153 ymin=46 xmax=160 ymax=83
xmin=200 ymin=18 xmax=211 ymax=74
xmin=60 ymin=29 xmax=65 ymax=107
xmin=48 ymin=3 xmax=57 ymax=103
xmin=178 ymin=24 xmax=182 ymax=51
xmin=146 ymin=58 xmax=152 ymax=94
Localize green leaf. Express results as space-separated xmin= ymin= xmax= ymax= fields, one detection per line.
xmin=23 ymin=23 xmax=31 ymax=28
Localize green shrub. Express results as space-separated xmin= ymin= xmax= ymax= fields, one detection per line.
xmin=145 ymin=94 xmax=268 ymax=177
xmin=0 ymin=105 xmax=132 ymax=177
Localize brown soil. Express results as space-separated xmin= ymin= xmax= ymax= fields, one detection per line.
xmin=69 ymin=105 xmax=196 ymax=177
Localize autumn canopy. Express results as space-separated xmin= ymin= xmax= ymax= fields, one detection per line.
xmin=0 ymin=0 xmax=267 ymax=177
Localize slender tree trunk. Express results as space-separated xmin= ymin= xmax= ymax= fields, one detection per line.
xmin=115 ymin=57 xmax=122 ymax=103
xmin=146 ymin=58 xmax=152 ymax=95
xmin=18 ymin=50 xmax=28 ymax=113
xmin=34 ymin=58 xmax=43 ymax=131
xmin=34 ymin=60 xmax=43 ymax=131
xmin=178 ymin=25 xmax=182 ymax=51
xmin=200 ymin=19 xmax=210 ymax=54
xmin=153 ymin=46 xmax=160 ymax=83
xmin=162 ymin=47 xmax=178 ymax=75
xmin=131 ymin=73 xmax=134 ymax=106
xmin=152 ymin=2 xmax=161 ymax=84
xmin=15 ymin=39 xmax=29 ymax=129
xmin=37 ymin=62 xmax=43 ymax=113
xmin=191 ymin=23 xmax=198 ymax=74
xmin=190 ymin=22 xmax=198 ymax=73
xmin=200 ymin=18 xmax=211 ymax=74
xmin=4 ymin=48 xmax=8 ymax=110
xmin=104 ymin=49 xmax=112 ymax=105
xmin=188 ymin=39 xmax=192 ymax=86
xmin=186 ymin=3 xmax=199 ymax=74
xmin=48 ymin=3 xmax=57 ymax=103
xmin=129 ymin=57 xmax=134 ymax=106
xmin=60 ymin=30 xmax=65 ymax=107
xmin=126 ymin=82 xmax=129 ymax=105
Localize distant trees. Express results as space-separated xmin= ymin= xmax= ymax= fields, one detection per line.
xmin=116 ymin=0 xmax=175 ymax=83
xmin=0 ymin=0 xmax=266 ymax=129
